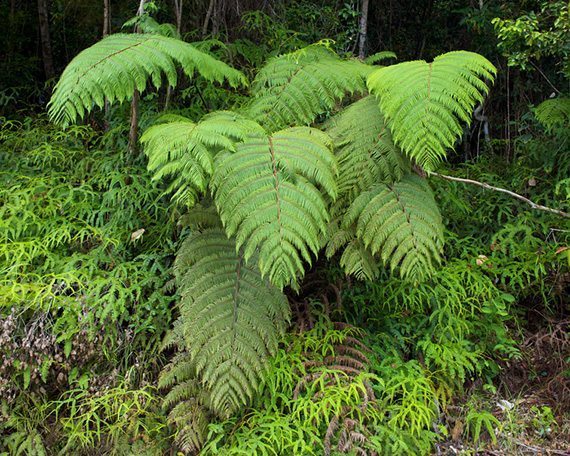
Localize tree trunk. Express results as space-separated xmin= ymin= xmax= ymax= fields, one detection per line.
xmin=129 ymin=89 xmax=140 ymax=154
xmin=103 ymin=0 xmax=111 ymax=37
xmin=128 ymin=0 xmax=146 ymax=154
xmin=358 ymin=0 xmax=369 ymax=59
xmin=202 ymin=0 xmax=215 ymax=37
xmin=37 ymin=0 xmax=55 ymax=80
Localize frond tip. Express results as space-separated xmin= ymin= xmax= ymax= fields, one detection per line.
xmin=48 ymin=33 xmax=246 ymax=126
xmin=141 ymin=111 xmax=262 ymax=206
xmin=368 ymin=51 xmax=496 ymax=171
xmin=173 ymin=229 xmax=290 ymax=416
xmin=344 ymin=174 xmax=444 ymax=281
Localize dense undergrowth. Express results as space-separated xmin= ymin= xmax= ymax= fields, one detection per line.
xmin=1 ymin=2 xmax=570 ymax=454
xmin=1 ymin=111 xmax=568 ymax=454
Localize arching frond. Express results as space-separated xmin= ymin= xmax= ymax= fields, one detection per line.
xmin=327 ymin=96 xmax=409 ymax=205
xmin=364 ymin=51 xmax=397 ymax=65
xmin=368 ymin=51 xmax=496 ymax=171
xmin=212 ymin=127 xmax=337 ymax=289
xmin=48 ymin=33 xmax=246 ymax=126
xmin=141 ymin=111 xmax=262 ymax=206
xmin=534 ymin=97 xmax=570 ymax=130
xmin=247 ymin=44 xmax=370 ymax=132
xmin=326 ymin=220 xmax=381 ymax=281
xmin=173 ymin=229 xmax=290 ymax=416
xmin=344 ymin=174 xmax=444 ymax=281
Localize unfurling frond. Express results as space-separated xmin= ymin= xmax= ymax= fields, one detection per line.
xmin=534 ymin=97 xmax=570 ymax=130
xmin=344 ymin=174 xmax=444 ymax=281
xmin=173 ymin=229 xmax=290 ymax=416
xmin=368 ymin=51 xmax=496 ymax=171
xmin=212 ymin=127 xmax=337 ymax=289
xmin=141 ymin=111 xmax=262 ymax=206
xmin=327 ymin=96 xmax=409 ymax=204
xmin=247 ymin=45 xmax=370 ymax=132
xmin=48 ymin=33 xmax=246 ymax=126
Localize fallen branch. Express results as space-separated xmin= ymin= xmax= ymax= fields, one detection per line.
xmin=430 ymin=172 xmax=570 ymax=218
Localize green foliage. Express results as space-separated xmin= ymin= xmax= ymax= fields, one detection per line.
xmin=342 ymin=174 xmax=444 ymax=281
xmin=368 ymin=51 xmax=496 ymax=171
xmin=168 ymin=229 xmax=290 ymax=416
xmin=246 ymin=44 xmax=369 ymax=132
xmin=212 ymin=127 xmax=337 ymax=288
xmin=534 ymin=97 xmax=570 ymax=131
xmin=141 ymin=111 xmax=262 ymax=206
xmin=492 ymin=1 xmax=570 ymax=73
xmin=465 ymin=407 xmax=500 ymax=444
xmin=48 ymin=33 xmax=246 ymax=126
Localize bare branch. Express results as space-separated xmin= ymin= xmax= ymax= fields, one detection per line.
xmin=430 ymin=172 xmax=569 ymax=218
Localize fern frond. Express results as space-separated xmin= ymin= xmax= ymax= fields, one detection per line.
xmin=534 ymin=97 xmax=570 ymax=130
xmin=368 ymin=51 xmax=496 ymax=171
xmin=325 ymin=220 xmax=380 ymax=281
xmin=364 ymin=51 xmax=397 ymax=65
xmin=173 ymin=229 xmax=290 ymax=416
xmin=212 ymin=127 xmax=337 ymax=289
xmin=343 ymin=174 xmax=444 ymax=281
xmin=48 ymin=33 xmax=246 ymax=126
xmin=247 ymin=44 xmax=370 ymax=132
xmin=141 ymin=111 xmax=262 ymax=205
xmin=327 ymin=96 xmax=409 ymax=204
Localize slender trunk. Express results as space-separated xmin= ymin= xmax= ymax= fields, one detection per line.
xmin=358 ymin=0 xmax=369 ymax=59
xmin=103 ymin=0 xmax=111 ymax=129
xmin=37 ymin=0 xmax=55 ymax=80
xmin=103 ymin=0 xmax=111 ymax=36
xmin=129 ymin=90 xmax=140 ymax=154
xmin=128 ymin=0 xmax=146 ymax=154
xmin=165 ymin=0 xmax=183 ymax=111
xmin=173 ymin=0 xmax=183 ymax=34
xmin=203 ymin=0 xmax=215 ymax=37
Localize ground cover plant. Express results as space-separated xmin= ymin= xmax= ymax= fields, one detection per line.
xmin=1 ymin=1 xmax=569 ymax=455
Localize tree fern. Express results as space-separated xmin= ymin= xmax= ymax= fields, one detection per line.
xmin=211 ymin=127 xmax=337 ymax=289
xmin=48 ymin=33 xmax=246 ymax=126
xmin=534 ymin=97 xmax=570 ymax=130
xmin=327 ymin=95 xmax=409 ymax=204
xmin=172 ymin=229 xmax=290 ymax=416
xmin=367 ymin=51 xmax=496 ymax=171
xmin=247 ymin=44 xmax=370 ymax=132
xmin=141 ymin=111 xmax=262 ymax=206
xmin=343 ymin=174 xmax=444 ymax=281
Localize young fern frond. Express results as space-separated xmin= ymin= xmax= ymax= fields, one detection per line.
xmin=368 ymin=51 xmax=496 ymax=171
xmin=344 ymin=174 xmax=444 ymax=281
xmin=534 ymin=97 xmax=570 ymax=131
xmin=173 ymin=229 xmax=290 ymax=416
xmin=141 ymin=111 xmax=262 ymax=206
xmin=211 ymin=127 xmax=337 ymax=289
xmin=327 ymin=96 xmax=410 ymax=205
xmin=48 ymin=33 xmax=246 ymax=126
xmin=247 ymin=44 xmax=370 ymax=132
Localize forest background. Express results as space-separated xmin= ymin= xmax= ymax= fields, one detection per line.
xmin=0 ymin=0 xmax=568 ymax=455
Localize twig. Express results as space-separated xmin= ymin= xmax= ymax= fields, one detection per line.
xmin=430 ymin=172 xmax=570 ymax=218
xmin=513 ymin=439 xmax=569 ymax=455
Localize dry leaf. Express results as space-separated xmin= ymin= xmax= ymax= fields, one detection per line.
xmin=131 ymin=228 xmax=145 ymax=241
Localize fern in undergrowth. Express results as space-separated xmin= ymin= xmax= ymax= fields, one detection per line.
xmin=342 ymin=174 xmax=444 ymax=281
xmin=211 ymin=127 xmax=337 ymax=289
xmin=141 ymin=111 xmax=262 ymax=206
xmin=327 ymin=95 xmax=409 ymax=205
xmin=48 ymin=33 xmax=246 ymax=126
xmin=368 ymin=51 xmax=496 ymax=171
xmin=247 ymin=44 xmax=370 ymax=132
xmin=534 ymin=97 xmax=570 ymax=131
xmin=170 ymin=228 xmax=290 ymax=417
